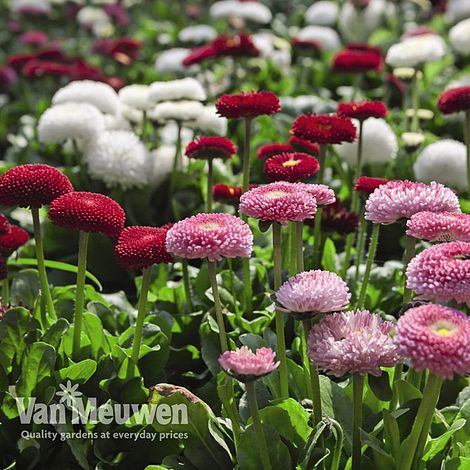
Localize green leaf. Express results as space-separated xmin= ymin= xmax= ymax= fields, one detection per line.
xmin=9 ymin=258 xmax=102 ymax=290
xmin=321 ymin=238 xmax=337 ymax=273
xmin=259 ymin=220 xmax=272 ymax=233
xmin=395 ymin=379 xmax=422 ymax=404
xmin=368 ymin=372 xmax=393 ymax=402
xmin=383 ymin=409 xmax=401 ymax=457
xmin=423 ymin=418 xmax=466 ymax=461
xmin=41 ymin=318 xmax=69 ymax=349
xmin=58 ymin=359 xmax=97 ymax=384
xmin=10 ymin=269 xmax=40 ymax=308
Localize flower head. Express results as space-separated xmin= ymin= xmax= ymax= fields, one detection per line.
xmin=115 ymin=226 xmax=173 ymax=269
xmin=296 ymin=183 xmax=336 ymax=206
xmin=450 ymin=18 xmax=470 ymax=57
xmin=183 ymin=45 xmax=218 ymax=66
xmin=277 ymin=270 xmax=350 ymax=317
xmin=118 ymin=84 xmax=152 ymax=111
xmin=355 ymin=176 xmax=388 ymax=195
xmin=210 ymin=1 xmax=272 ymax=24
xmin=337 ymin=101 xmax=388 ymax=120
xmin=218 ymin=346 xmax=279 ymax=382
xmin=332 ymin=48 xmax=382 ymax=73
xmin=365 ymin=180 xmax=460 ymax=225
xmin=406 ymin=242 xmax=470 ymax=306
xmin=215 ymin=91 xmax=281 ymax=120
xmin=308 ymin=310 xmax=401 ymax=377
xmin=317 ymin=200 xmax=359 ymax=234
xmin=288 ymin=136 xmax=320 ymax=156
xmin=257 ymin=143 xmax=293 ymax=160
xmin=291 ymin=114 xmax=357 ymax=145
xmin=166 ymin=213 xmax=253 ymax=261
xmin=213 ymin=184 xmax=243 ymax=202
xmin=239 ymin=182 xmax=317 ymax=225
xmin=0 ymin=225 xmax=29 ymax=256
xmin=0 ymin=164 xmax=73 ymax=208
xmin=407 ymin=212 xmax=470 ymax=242
xmin=150 ymin=101 xmax=204 ymax=123
xmin=212 ymin=33 xmax=260 ymax=57
xmin=185 ymin=136 xmax=237 ymax=160
xmin=48 ymin=192 xmax=125 ymax=238
xmin=0 ymin=215 xmax=10 ymax=235
xmin=149 ymin=78 xmax=206 ymax=103
xmin=263 ymin=152 xmax=320 ymax=182
xmin=437 ymin=86 xmax=470 ymax=115
xmin=296 ymin=25 xmax=341 ymax=52
xmin=395 ymin=304 xmax=470 ymax=379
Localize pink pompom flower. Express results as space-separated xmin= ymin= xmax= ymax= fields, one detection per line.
xmin=307 ymin=310 xmax=401 ymax=377
xmin=395 ymin=304 xmax=470 ymax=379
xmin=218 ymin=346 xmax=280 ymax=382
xmin=406 ymin=242 xmax=470 ymax=306
xmin=276 ymin=270 xmax=351 ymax=318
xmin=406 ymin=211 xmax=470 ymax=242
xmin=295 ymin=183 xmax=336 ymax=206
xmin=166 ymin=213 xmax=253 ymax=262
xmin=239 ymin=182 xmax=317 ymax=225
xmin=365 ymin=180 xmax=460 ymax=225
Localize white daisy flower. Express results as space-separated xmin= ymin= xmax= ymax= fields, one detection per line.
xmin=38 ymin=102 xmax=104 ymax=144
xmin=178 ymin=25 xmax=217 ymax=44
xmin=305 ymin=1 xmax=339 ymax=26
xmin=118 ymin=84 xmax=153 ymax=111
xmin=52 ymin=80 xmax=121 ymax=115
xmin=190 ymin=105 xmax=227 ymax=135
xmin=84 ymin=130 xmax=152 ymax=190
xmin=296 ymin=25 xmax=341 ymax=52
xmin=103 ymin=114 xmax=132 ymax=131
xmin=450 ymin=19 xmax=470 ymax=56
xmin=446 ymin=0 xmax=470 ymax=24
xmin=155 ymin=48 xmax=194 ymax=74
xmin=77 ymin=6 xmax=110 ymax=29
xmin=414 ymin=139 xmax=467 ymax=191
xmin=210 ymin=0 xmax=272 ymax=24
xmin=150 ymin=101 xmax=204 ymax=123
xmin=149 ymin=78 xmax=206 ymax=103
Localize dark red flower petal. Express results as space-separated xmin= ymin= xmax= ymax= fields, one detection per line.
xmin=0 ymin=215 xmax=10 ymax=235
xmin=337 ymin=101 xmax=388 ymax=120
xmin=115 ymin=226 xmax=173 ymax=269
xmin=183 ymin=45 xmax=218 ymax=66
xmin=185 ymin=136 xmax=237 ymax=160
xmin=291 ymin=114 xmax=357 ymax=145
xmin=22 ymin=60 xmax=71 ymax=78
xmin=332 ymin=47 xmax=383 ymax=73
xmin=437 ymin=87 xmax=470 ymax=115
xmin=288 ymin=136 xmax=320 ymax=156
xmin=264 ymin=152 xmax=320 ymax=182
xmin=212 ymin=33 xmax=260 ymax=58
xmin=257 ymin=143 xmax=293 ymax=160
xmin=212 ymin=184 xmax=244 ymax=202
xmin=0 ymin=164 xmax=73 ymax=208
xmin=48 ymin=191 xmax=125 ymax=238
xmin=355 ymin=176 xmax=389 ymax=195
xmin=216 ymin=91 xmax=281 ymax=119
xmin=0 ymin=225 xmax=29 ymax=256
xmin=311 ymin=201 xmax=359 ymax=235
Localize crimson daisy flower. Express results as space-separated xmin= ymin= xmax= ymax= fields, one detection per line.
xmin=314 ymin=200 xmax=359 ymax=235
xmin=355 ymin=176 xmax=389 ymax=195
xmin=183 ymin=45 xmax=218 ymax=66
xmin=213 ymin=184 xmax=243 ymax=202
xmin=337 ymin=101 xmax=388 ymax=120
xmin=0 ymin=214 xmax=10 ymax=234
xmin=291 ymin=114 xmax=357 ymax=145
xmin=288 ymin=136 xmax=320 ymax=156
xmin=212 ymin=33 xmax=260 ymax=57
xmin=0 ymin=225 xmax=30 ymax=256
xmin=257 ymin=143 xmax=293 ymax=160
xmin=264 ymin=152 xmax=320 ymax=182
xmin=291 ymin=38 xmax=321 ymax=55
xmin=437 ymin=87 xmax=470 ymax=114
xmin=185 ymin=136 xmax=237 ymax=160
xmin=332 ymin=47 xmax=383 ymax=73
xmin=215 ymin=91 xmax=281 ymax=120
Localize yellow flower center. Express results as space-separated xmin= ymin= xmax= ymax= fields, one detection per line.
xmin=200 ymin=222 xmax=220 ymax=230
xmin=265 ymin=190 xmax=287 ymax=199
xmin=282 ymin=159 xmax=300 ymax=167
xmin=430 ymin=320 xmax=457 ymax=336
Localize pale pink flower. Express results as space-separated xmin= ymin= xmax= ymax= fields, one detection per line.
xmin=296 ymin=183 xmax=336 ymax=206
xmin=406 ymin=211 xmax=470 ymax=242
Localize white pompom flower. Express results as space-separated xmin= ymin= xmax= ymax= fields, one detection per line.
xmin=149 ymin=78 xmax=206 ymax=103
xmin=38 ymin=102 xmax=104 ymax=144
xmin=385 ymin=34 xmax=446 ymax=68
xmin=118 ymin=84 xmax=153 ymax=111
xmin=446 ymin=0 xmax=470 ymax=24
xmin=190 ymin=105 xmax=228 ymax=135
xmin=52 ymin=80 xmax=121 ymax=115
xmin=77 ymin=6 xmax=110 ymax=29
xmin=11 ymin=0 xmax=50 ymax=14
xmin=450 ymin=19 xmax=470 ymax=56
xmin=414 ymin=139 xmax=467 ymax=191
xmin=178 ymin=25 xmax=217 ymax=44
xmin=103 ymin=114 xmax=132 ymax=131
xmin=296 ymin=26 xmax=341 ymax=52
xmin=305 ymin=1 xmax=339 ymax=26
xmin=150 ymin=101 xmax=205 ymax=123
xmin=210 ymin=0 xmax=272 ymax=24
xmin=155 ymin=48 xmax=194 ymax=74
xmin=335 ymin=118 xmax=398 ymax=165
xmin=84 ymin=130 xmax=152 ymax=190
xmin=151 ymin=145 xmax=188 ymax=188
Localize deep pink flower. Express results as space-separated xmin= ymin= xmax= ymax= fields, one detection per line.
xmin=239 ymin=182 xmax=317 ymax=225
xmin=219 ymin=346 xmax=279 ymax=382
xmin=395 ymin=304 xmax=470 ymax=379
xmin=19 ymin=31 xmax=48 ymax=47
xmin=0 ymin=66 xmax=17 ymax=90
xmin=166 ymin=213 xmax=253 ymax=261
xmin=288 ymin=136 xmax=320 ymax=156
xmin=276 ymin=270 xmax=350 ymax=316
xmin=406 ymin=242 xmax=470 ymax=306
xmin=263 ymin=152 xmax=320 ymax=182
xmin=407 ymin=212 xmax=470 ymax=242
xmin=257 ymin=143 xmax=293 ymax=160
xmin=355 ymin=176 xmax=388 ymax=195
xmin=216 ymin=91 xmax=281 ymax=119
xmin=307 ymin=310 xmax=401 ymax=377
xmin=365 ymin=180 xmax=460 ymax=225
xmin=185 ymin=136 xmax=237 ymax=160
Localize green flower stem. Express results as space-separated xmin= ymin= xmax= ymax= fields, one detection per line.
xmin=400 ymin=373 xmax=443 ymax=470
xmin=403 ymin=235 xmax=416 ymax=303
xmin=312 ymin=144 xmax=327 ymax=268
xmin=141 ymin=110 xmax=148 ymax=141
xmin=354 ymin=216 xmax=368 ymax=287
xmin=245 ymin=381 xmax=272 ymax=470
xmin=329 ymin=418 xmax=344 ymax=470
xmin=295 ymin=221 xmax=304 ymax=272
xmin=356 ymin=223 xmax=380 ymax=310
xmin=31 ymin=207 xmax=56 ymax=326
xmin=411 ymin=70 xmax=420 ymax=133
xmin=303 ymin=318 xmax=322 ymax=425
xmin=72 ymin=230 xmax=90 ymax=360
xmin=170 ymin=121 xmax=182 ymax=194
xmin=181 ymin=259 xmax=193 ymax=313
xmin=289 ymin=222 xmax=297 ymax=276
xmin=464 ymin=111 xmax=470 ymax=197
xmin=389 ymin=363 xmax=403 ymax=411
xmin=227 ymin=259 xmax=240 ymax=316
xmin=208 ymin=260 xmax=228 ymax=352
xmin=2 ymin=278 xmax=9 ymax=305
xmin=273 ymin=222 xmax=288 ymax=398
xmin=352 ymin=373 xmax=365 ymax=470
xmin=242 ymin=256 xmax=253 ymax=314
xmin=129 ymin=266 xmax=152 ymax=372
xmin=206 ymin=158 xmax=213 ymax=212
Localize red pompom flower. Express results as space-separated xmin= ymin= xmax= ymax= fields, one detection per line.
xmin=288 ymin=136 xmax=320 ymax=156
xmin=332 ymin=45 xmax=383 ymax=73
xmin=213 ymin=184 xmax=243 ymax=202
xmin=337 ymin=101 xmax=388 ymax=120
xmin=216 ymin=91 xmax=281 ymax=120
xmin=115 ymin=226 xmax=173 ymax=270
xmin=0 ymin=164 xmax=73 ymax=208
xmin=264 ymin=152 xmax=320 ymax=182
xmin=183 ymin=45 xmax=218 ymax=66
xmin=316 ymin=201 xmax=359 ymax=235
xmin=48 ymin=191 xmax=125 ymax=238
xmin=185 ymin=136 xmax=237 ymax=160
xmin=355 ymin=176 xmax=389 ymax=195
xmin=257 ymin=143 xmax=293 ymax=160
xmin=437 ymin=87 xmax=470 ymax=115
xmin=212 ymin=33 xmax=260 ymax=57
xmin=291 ymin=114 xmax=357 ymax=145
xmin=0 ymin=225 xmax=30 ymax=256
xmin=0 ymin=214 xmax=10 ymax=234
